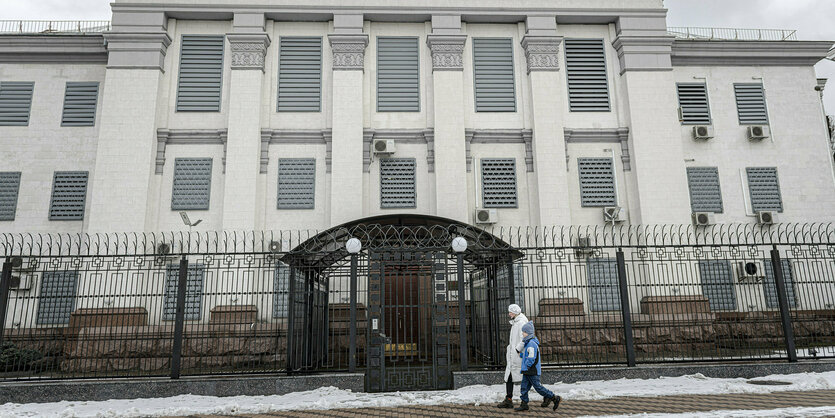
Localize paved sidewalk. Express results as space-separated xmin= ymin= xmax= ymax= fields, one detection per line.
xmin=185 ymin=389 xmax=835 ymax=417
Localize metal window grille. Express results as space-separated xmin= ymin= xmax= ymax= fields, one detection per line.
xmin=49 ymin=171 xmax=88 ymax=221
xmin=176 ymin=35 xmax=224 ymax=112
xmin=481 ymin=158 xmax=517 ymax=208
xmin=698 ymin=260 xmax=738 ymax=311
xmin=0 ymin=81 xmax=34 ymax=126
xmin=677 ymin=83 xmax=711 ymax=125
xmin=687 ymin=167 xmax=723 ymax=213
xmin=278 ymin=37 xmax=322 ymax=112
xmin=564 ymin=39 xmax=610 ymax=112
xmin=734 ymin=83 xmax=769 ymax=125
xmin=172 ymin=158 xmax=212 ymax=210
xmin=380 ymin=158 xmax=416 ymax=208
xmin=746 ymin=167 xmax=782 ymax=212
xmin=61 ymin=82 xmax=99 ymax=126
xmin=578 ymin=158 xmax=616 ymax=207
xmin=587 ymin=258 xmax=621 ymax=311
xmin=163 ymin=264 xmax=205 ymax=321
xmin=0 ymin=172 xmax=21 ymax=221
xmin=273 ymin=264 xmax=290 ymax=318
xmin=36 ymin=271 xmax=78 ymax=325
xmin=277 ymin=158 xmax=315 ymax=209
xmin=376 ymin=37 xmax=420 ymax=112
xmin=472 ymin=38 xmax=516 ymax=112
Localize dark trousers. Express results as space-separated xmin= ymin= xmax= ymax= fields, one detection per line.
xmin=520 ymin=374 xmax=555 ymax=403
xmin=505 ymin=379 xmax=514 ymax=399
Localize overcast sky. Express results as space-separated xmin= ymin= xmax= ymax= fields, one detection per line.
xmin=5 ymin=0 xmax=835 ymax=113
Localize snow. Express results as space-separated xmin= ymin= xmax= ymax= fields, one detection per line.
xmin=1 ymin=371 xmax=834 ymax=418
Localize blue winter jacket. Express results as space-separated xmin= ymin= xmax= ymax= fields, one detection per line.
xmin=519 ymin=335 xmax=541 ymax=376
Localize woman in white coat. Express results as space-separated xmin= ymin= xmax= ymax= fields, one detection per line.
xmin=497 ymin=303 xmax=528 ymax=408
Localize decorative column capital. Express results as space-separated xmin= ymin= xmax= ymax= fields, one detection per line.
xmin=521 ymin=36 xmax=562 ymax=73
xmin=328 ymin=34 xmax=369 ymax=71
xmin=426 ymin=35 xmax=467 ymax=71
xmin=226 ymin=33 xmax=271 ymax=71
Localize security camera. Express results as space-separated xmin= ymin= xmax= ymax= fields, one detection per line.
xmin=815 ymin=85 xmax=823 ymax=91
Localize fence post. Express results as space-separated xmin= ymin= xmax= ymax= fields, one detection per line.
xmin=349 ymin=253 xmax=358 ymax=373
xmin=615 ymin=249 xmax=636 ymax=367
xmin=286 ymin=267 xmax=296 ymax=374
xmin=0 ymin=260 xmax=13 ymax=349
xmin=456 ymin=253 xmax=468 ymax=371
xmin=170 ymin=255 xmax=189 ymax=379
xmin=770 ymin=246 xmax=797 ymax=363
xmin=506 ymin=259 xmax=515 ymax=305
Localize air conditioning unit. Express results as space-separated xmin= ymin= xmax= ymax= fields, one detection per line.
xmin=692 ymin=125 xmax=714 ymax=140
xmin=756 ymin=211 xmax=776 ymax=225
xmin=268 ymin=241 xmax=281 ymax=253
xmin=9 ymin=273 xmax=36 ymax=291
xmin=474 ymin=208 xmax=498 ymax=224
xmin=603 ymin=206 xmax=626 ymax=223
xmin=692 ymin=212 xmax=715 ymax=226
xmin=747 ymin=125 xmax=770 ymax=141
xmin=737 ymin=261 xmax=764 ymax=282
xmin=373 ymin=139 xmax=396 ymax=155
xmin=575 ymin=236 xmax=594 ymax=258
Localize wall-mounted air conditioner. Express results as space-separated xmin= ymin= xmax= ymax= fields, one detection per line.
xmin=373 ymin=139 xmax=396 ymax=155
xmin=747 ymin=125 xmax=770 ymax=141
xmin=756 ymin=211 xmax=776 ymax=225
xmin=603 ymin=206 xmax=626 ymax=223
xmin=692 ymin=212 xmax=715 ymax=226
xmin=474 ymin=208 xmax=498 ymax=224
xmin=692 ymin=125 xmax=714 ymax=140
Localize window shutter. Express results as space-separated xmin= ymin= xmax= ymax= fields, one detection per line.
xmin=380 ymin=158 xmax=416 ymax=208
xmin=746 ymin=167 xmax=782 ymax=212
xmin=0 ymin=81 xmax=35 ymax=126
xmin=587 ymin=259 xmax=621 ymax=311
xmin=273 ymin=264 xmax=290 ymax=318
xmin=698 ymin=260 xmax=737 ymax=311
xmin=163 ymin=265 xmax=205 ymax=321
xmin=763 ymin=259 xmax=797 ymax=309
xmin=677 ymin=83 xmax=711 ymax=125
xmin=278 ymin=37 xmax=322 ymax=112
xmin=481 ymin=158 xmax=517 ymax=208
xmin=564 ymin=39 xmax=610 ymax=112
xmin=172 ymin=158 xmax=213 ymax=210
xmin=734 ymin=83 xmax=768 ymax=125
xmin=277 ymin=158 xmax=315 ymax=209
xmin=377 ymin=37 xmax=420 ymax=112
xmin=578 ymin=158 xmax=616 ymax=207
xmin=472 ymin=38 xmax=516 ymax=112
xmin=687 ymin=167 xmax=723 ymax=213
xmin=49 ymin=171 xmax=89 ymax=221
xmin=176 ymin=35 xmax=224 ymax=112
xmin=36 ymin=271 xmax=78 ymax=325
xmin=61 ymin=82 xmax=99 ymax=126
xmin=0 ymin=172 xmax=21 ymax=221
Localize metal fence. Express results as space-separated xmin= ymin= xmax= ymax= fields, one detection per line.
xmin=0 ymin=20 xmax=111 ymax=34
xmin=668 ymin=26 xmax=798 ymax=41
xmin=0 ymin=223 xmax=833 ymax=388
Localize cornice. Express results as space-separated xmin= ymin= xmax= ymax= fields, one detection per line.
xmin=671 ymin=40 xmax=835 ymax=67
xmin=0 ymin=34 xmax=107 ymax=64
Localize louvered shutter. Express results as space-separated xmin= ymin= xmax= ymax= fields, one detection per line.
xmin=734 ymin=83 xmax=769 ymax=125
xmin=698 ymin=260 xmax=737 ymax=311
xmin=49 ymin=171 xmax=89 ymax=221
xmin=273 ymin=264 xmax=290 ymax=318
xmin=687 ymin=167 xmax=723 ymax=213
xmin=763 ymin=259 xmax=797 ymax=309
xmin=36 ymin=271 xmax=78 ymax=325
xmin=481 ymin=159 xmax=517 ymax=208
xmin=472 ymin=38 xmax=516 ymax=112
xmin=578 ymin=158 xmax=616 ymax=207
xmin=587 ymin=259 xmax=621 ymax=311
xmin=61 ymin=82 xmax=99 ymax=126
xmin=176 ymin=35 xmax=224 ymax=112
xmin=0 ymin=172 xmax=21 ymax=221
xmin=277 ymin=158 xmax=315 ymax=209
xmin=380 ymin=158 xmax=416 ymax=208
xmin=172 ymin=158 xmax=212 ymax=210
xmin=0 ymin=82 xmax=34 ymax=126
xmin=677 ymin=83 xmax=711 ymax=125
xmin=278 ymin=37 xmax=322 ymax=112
xmin=377 ymin=37 xmax=420 ymax=112
xmin=564 ymin=39 xmax=610 ymax=112
xmin=746 ymin=167 xmax=782 ymax=212
xmin=163 ymin=264 xmax=205 ymax=321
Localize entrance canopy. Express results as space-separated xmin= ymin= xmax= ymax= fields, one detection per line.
xmin=281 ymin=214 xmax=523 ymax=270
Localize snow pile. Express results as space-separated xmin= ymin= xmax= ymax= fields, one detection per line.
xmin=0 ymin=371 xmax=833 ymax=417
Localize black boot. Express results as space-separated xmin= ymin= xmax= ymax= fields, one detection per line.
xmin=553 ymin=395 xmax=562 ymax=411
xmin=514 ymin=401 xmax=529 ymax=411
xmin=496 ymin=397 xmax=513 ymax=408
xmin=541 ymin=395 xmax=554 ymax=408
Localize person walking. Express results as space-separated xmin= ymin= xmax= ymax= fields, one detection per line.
xmin=497 ymin=304 xmax=528 ymax=408
xmin=515 ymin=321 xmax=561 ymax=412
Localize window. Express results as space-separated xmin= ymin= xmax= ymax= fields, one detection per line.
xmin=380 ymin=158 xmax=416 ymax=208
xmin=0 ymin=172 xmax=21 ymax=221
xmin=472 ymin=38 xmax=516 ymax=112
xmin=278 ymin=37 xmax=322 ymax=112
xmin=587 ymin=259 xmax=620 ymax=311
xmin=176 ymin=35 xmax=224 ymax=112
xmin=61 ymin=82 xmax=99 ymax=126
xmin=273 ymin=263 xmax=291 ymax=318
xmin=36 ymin=271 xmax=79 ymax=325
xmin=564 ymin=39 xmax=610 ymax=112
xmin=277 ymin=158 xmax=315 ymax=209
xmin=698 ymin=260 xmax=737 ymax=311
xmin=763 ymin=259 xmax=798 ymax=309
xmin=172 ymin=158 xmax=212 ymax=210
xmin=734 ymin=83 xmax=769 ymax=125
xmin=377 ymin=37 xmax=420 ymax=112
xmin=0 ymin=81 xmax=34 ymax=126
xmin=677 ymin=83 xmax=711 ymax=125
xmin=49 ymin=171 xmax=89 ymax=221
xmin=578 ymin=158 xmax=616 ymax=207
xmin=481 ymin=158 xmax=517 ymax=208
xmin=497 ymin=263 xmax=526 ymax=313
xmin=746 ymin=167 xmax=782 ymax=212
xmin=163 ymin=264 xmax=205 ymax=321
xmin=686 ymin=167 xmax=723 ymax=213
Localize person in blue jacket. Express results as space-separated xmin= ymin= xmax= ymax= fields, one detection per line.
xmin=515 ymin=321 xmax=561 ymax=411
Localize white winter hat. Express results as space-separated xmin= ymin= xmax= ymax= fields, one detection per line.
xmin=508 ymin=304 xmax=522 ymax=315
